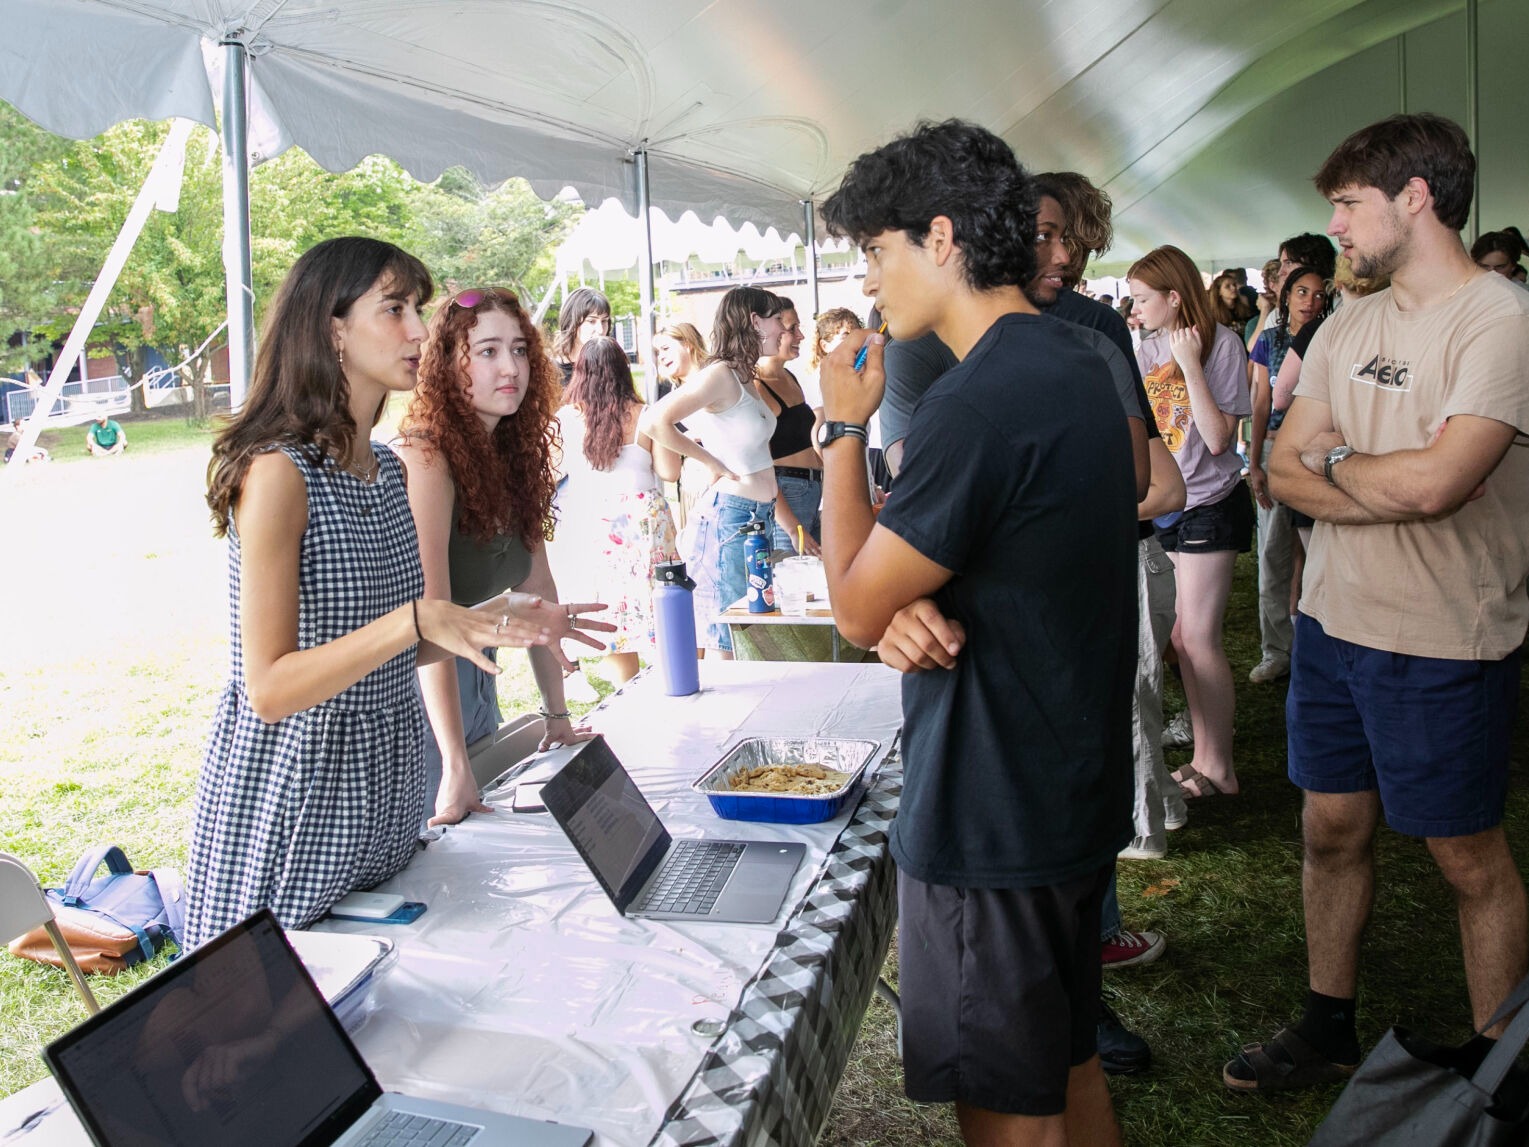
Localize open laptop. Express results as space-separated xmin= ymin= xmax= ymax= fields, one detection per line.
xmin=540 ymin=736 xmax=805 ymax=924
xmin=43 ymin=909 xmax=592 ymax=1147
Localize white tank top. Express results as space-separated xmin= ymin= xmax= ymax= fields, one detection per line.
xmin=684 ymin=375 xmax=776 ymax=477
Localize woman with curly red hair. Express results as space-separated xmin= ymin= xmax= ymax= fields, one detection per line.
xmin=552 ymin=337 xmax=682 ymax=685
xmin=396 ymin=287 xmax=614 ymax=825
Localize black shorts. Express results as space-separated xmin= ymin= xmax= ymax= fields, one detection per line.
xmin=897 ymin=865 xmax=1111 ymax=1116
xmin=1156 ymin=480 xmax=1254 ymax=554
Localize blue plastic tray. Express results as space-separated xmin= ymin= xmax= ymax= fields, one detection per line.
xmin=692 ymin=737 xmax=881 ymax=824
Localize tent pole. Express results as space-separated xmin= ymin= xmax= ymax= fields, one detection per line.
xmin=3 ymin=120 xmax=193 ymax=481
xmin=634 ymin=147 xmax=657 ymax=403
xmin=802 ymin=200 xmax=820 ymax=318
xmin=1464 ymin=0 xmax=1479 ymax=243
xmin=221 ymin=36 xmax=255 ymax=412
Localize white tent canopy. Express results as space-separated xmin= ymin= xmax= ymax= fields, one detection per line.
xmin=554 ymin=199 xmax=853 ymax=278
xmin=4 ymin=0 xmax=1524 ymax=270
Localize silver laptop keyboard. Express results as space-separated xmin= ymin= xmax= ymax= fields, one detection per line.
xmin=360 ymin=1110 xmax=479 ymax=1145
xmin=633 ymin=840 xmax=745 ymax=914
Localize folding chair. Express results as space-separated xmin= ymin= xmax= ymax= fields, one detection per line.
xmin=466 ymin=713 xmax=547 ymax=792
xmin=0 ymin=851 xmax=100 ymax=1014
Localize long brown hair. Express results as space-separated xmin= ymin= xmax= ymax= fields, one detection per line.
xmin=400 ymin=287 xmax=559 ymax=546
xmin=551 ymin=287 xmax=611 ymax=363
xmin=1128 ymin=245 xmax=1218 ymax=365
xmin=708 ymin=287 xmax=784 ymax=378
xmin=565 ymin=336 xmax=641 ymax=470
xmin=206 ymin=237 xmax=433 ymax=537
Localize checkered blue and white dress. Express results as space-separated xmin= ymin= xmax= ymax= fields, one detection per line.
xmin=184 ymin=443 xmax=427 ymax=946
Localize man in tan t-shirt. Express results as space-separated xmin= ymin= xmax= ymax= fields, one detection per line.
xmin=1223 ymin=113 xmax=1529 ymax=1095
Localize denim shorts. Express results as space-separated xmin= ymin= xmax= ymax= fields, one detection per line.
xmin=1156 ymin=480 xmax=1254 ymax=554
xmin=685 ymin=490 xmax=775 ymax=651
xmin=771 ymin=470 xmax=822 ymax=553
xmin=1286 ymin=614 xmax=1520 ymax=837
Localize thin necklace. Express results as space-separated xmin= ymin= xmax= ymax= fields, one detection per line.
xmin=1444 ymin=270 xmax=1478 ymax=301
xmin=344 ymin=449 xmax=378 ymax=483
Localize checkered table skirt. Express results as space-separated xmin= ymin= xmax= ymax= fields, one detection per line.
xmin=648 ymin=742 xmax=902 ymax=1147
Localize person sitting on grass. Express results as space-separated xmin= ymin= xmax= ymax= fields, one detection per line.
xmin=85 ymin=414 xmax=126 ymax=457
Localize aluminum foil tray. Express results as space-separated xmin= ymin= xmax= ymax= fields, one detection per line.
xmin=692 ymin=737 xmax=881 ymax=823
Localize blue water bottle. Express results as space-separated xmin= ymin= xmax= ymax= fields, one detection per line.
xmin=652 ymin=560 xmax=700 ymax=696
xmin=743 ymin=520 xmax=775 ymax=613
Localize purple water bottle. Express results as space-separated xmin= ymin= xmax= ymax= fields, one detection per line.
xmin=652 ymin=560 xmax=700 ymax=696
xmin=743 ymin=521 xmax=775 ymax=613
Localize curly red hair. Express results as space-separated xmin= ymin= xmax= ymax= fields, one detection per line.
xmin=401 ymin=288 xmax=559 ymax=546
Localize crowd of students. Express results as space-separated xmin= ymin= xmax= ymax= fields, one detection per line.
xmin=181 ymin=108 xmax=1529 ymax=1146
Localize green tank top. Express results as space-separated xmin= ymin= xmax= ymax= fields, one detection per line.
xmin=447 ymin=521 xmax=533 ymax=605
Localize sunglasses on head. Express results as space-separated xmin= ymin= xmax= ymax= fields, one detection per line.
xmin=451 ymin=288 xmax=491 ymax=309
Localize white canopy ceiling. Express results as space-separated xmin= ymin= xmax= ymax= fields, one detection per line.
xmin=2 ymin=0 xmax=1524 ymax=270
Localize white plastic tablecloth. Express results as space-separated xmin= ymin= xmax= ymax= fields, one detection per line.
xmin=317 ymin=660 xmax=904 ymax=1147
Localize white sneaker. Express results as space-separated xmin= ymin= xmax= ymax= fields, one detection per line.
xmin=1249 ymin=655 xmax=1291 ymax=684
xmin=1163 ymin=798 xmax=1189 ymax=831
xmin=1161 ymin=710 xmax=1194 ymax=748
xmin=1118 ymin=836 xmax=1167 ymax=861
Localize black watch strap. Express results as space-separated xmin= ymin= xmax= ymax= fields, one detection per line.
xmin=818 ymin=421 xmax=869 ymax=448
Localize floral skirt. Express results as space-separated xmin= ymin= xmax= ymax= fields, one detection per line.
xmin=586 ymin=488 xmax=681 ymax=654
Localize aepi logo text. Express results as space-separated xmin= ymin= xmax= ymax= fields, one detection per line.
xmin=1350 ymin=355 xmax=1412 ymax=391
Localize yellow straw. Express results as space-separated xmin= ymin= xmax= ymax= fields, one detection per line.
xmin=797 ymin=524 xmax=805 ymax=554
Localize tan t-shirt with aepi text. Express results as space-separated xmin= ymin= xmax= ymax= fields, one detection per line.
xmin=1295 ymin=271 xmax=1529 ymax=660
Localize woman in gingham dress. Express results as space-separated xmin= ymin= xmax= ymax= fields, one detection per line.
xmin=186 ymin=238 xmax=563 ymax=947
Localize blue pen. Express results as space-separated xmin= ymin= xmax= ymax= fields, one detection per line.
xmin=853 ymin=322 xmax=888 ymax=372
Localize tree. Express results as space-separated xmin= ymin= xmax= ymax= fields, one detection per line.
xmin=1 ymin=100 xmax=584 ymax=413
xmin=404 ymin=169 xmax=580 ymax=300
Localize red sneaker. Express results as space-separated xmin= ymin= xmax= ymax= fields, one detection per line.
xmin=1102 ymin=929 xmax=1166 ymax=970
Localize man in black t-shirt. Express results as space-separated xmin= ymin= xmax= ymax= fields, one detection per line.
xmin=818 ymin=120 xmax=1136 ymax=1145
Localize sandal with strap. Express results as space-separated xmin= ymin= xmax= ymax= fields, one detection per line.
xmin=1222 ymin=1027 xmax=1358 ymax=1093
xmin=1172 ymin=765 xmax=1233 ymax=799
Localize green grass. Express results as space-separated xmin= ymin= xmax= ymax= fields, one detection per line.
xmin=820 ymin=554 xmax=1529 ymax=1146
xmin=26 ymin=407 xmax=221 ymax=463
xmin=0 ymin=641 xmax=609 ymax=1097
xmin=5 ymin=452 xmax=1527 ymax=1147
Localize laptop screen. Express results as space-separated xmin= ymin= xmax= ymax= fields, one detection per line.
xmin=45 ymin=910 xmax=380 ymax=1147
xmin=540 ymin=736 xmax=669 ymax=913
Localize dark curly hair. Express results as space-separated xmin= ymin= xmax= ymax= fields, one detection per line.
xmin=1279 ymin=232 xmax=1337 ymax=280
xmin=400 ymin=287 xmax=560 ymax=547
xmin=207 ymin=236 xmax=433 ymax=537
xmin=564 ymin=336 xmax=640 ymax=471
xmin=821 ymin=119 xmax=1037 ymax=291
xmin=1035 ymin=171 xmax=1113 ymax=286
xmin=1314 ymin=113 xmax=1475 ymax=232
xmin=1277 ymin=265 xmax=1333 ymax=328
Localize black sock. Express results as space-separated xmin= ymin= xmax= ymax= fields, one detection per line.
xmin=1293 ymin=990 xmax=1360 ymax=1065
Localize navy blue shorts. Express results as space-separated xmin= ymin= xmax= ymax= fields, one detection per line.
xmin=1286 ymin=614 xmax=1520 ymax=837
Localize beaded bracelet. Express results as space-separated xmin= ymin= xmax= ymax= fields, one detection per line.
xmin=539 ymin=707 xmax=572 ymax=721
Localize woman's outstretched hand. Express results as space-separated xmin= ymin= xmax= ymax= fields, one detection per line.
xmin=505 ymin=593 xmax=616 ymax=672
xmin=417 ymin=596 xmax=551 ymax=673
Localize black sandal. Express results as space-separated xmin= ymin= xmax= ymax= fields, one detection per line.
xmin=1222 ymin=1027 xmax=1357 ymax=1093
